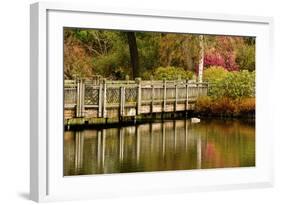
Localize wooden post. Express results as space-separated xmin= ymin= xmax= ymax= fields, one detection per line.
xmin=98 ymin=83 xmax=102 ymax=117
xmin=102 ymin=79 xmax=107 ymax=118
xmin=136 ymin=78 xmax=142 ymax=115
xmin=186 ymin=80 xmax=189 ymax=110
xmin=151 ymin=84 xmax=154 ymax=113
xmin=123 ymin=86 xmax=125 ymax=117
xmin=175 ymin=82 xmax=178 ymax=112
xmin=163 ymin=79 xmax=167 ymax=112
xmin=76 ymin=79 xmax=85 ymax=117
xmin=120 ymin=87 xmax=125 ymax=117
xmin=119 ymin=87 xmax=122 ymax=118
xmin=81 ymin=81 xmax=85 ymax=117
xmin=76 ymin=79 xmax=80 ymax=117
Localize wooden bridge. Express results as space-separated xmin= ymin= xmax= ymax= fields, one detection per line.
xmin=64 ymin=78 xmax=209 ymax=126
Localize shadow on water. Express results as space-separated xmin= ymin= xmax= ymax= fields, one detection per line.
xmin=64 ymin=118 xmax=255 ymax=176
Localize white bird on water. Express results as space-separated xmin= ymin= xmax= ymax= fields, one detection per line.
xmin=191 ymin=117 xmax=200 ymax=123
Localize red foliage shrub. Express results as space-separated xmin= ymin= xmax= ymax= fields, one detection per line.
xmin=204 ymin=52 xmax=225 ymax=68
xmin=195 ymin=96 xmax=255 ymax=117
xmin=203 ymin=51 xmax=238 ymax=72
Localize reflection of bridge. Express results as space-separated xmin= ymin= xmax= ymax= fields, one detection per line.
xmin=64 ymin=120 xmax=202 ymax=175
xmin=64 ymin=78 xmax=208 ymax=126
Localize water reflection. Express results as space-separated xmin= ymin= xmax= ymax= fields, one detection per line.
xmin=64 ymin=119 xmax=255 ymax=176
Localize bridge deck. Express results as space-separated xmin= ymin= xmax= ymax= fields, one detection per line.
xmin=64 ymin=79 xmax=208 ymax=125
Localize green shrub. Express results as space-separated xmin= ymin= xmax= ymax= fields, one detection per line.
xmin=221 ymin=70 xmax=255 ymax=99
xmin=203 ymin=66 xmax=229 ymax=98
xmin=141 ymin=70 xmax=154 ymax=80
xmin=153 ymin=66 xmax=193 ymax=80
xmin=203 ymin=66 xmax=228 ymax=83
xmin=204 ymin=67 xmax=255 ymax=99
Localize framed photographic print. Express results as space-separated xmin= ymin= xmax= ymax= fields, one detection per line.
xmin=30 ymin=2 xmax=274 ymax=202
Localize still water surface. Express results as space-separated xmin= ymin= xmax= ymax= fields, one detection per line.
xmin=64 ymin=119 xmax=255 ymax=176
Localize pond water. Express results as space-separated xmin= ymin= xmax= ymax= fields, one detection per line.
xmin=64 ymin=119 xmax=255 ymax=176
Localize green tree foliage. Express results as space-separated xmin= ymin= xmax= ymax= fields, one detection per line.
xmin=136 ymin=32 xmax=161 ymax=74
xmin=159 ymin=34 xmax=200 ymax=71
xmin=63 ymin=28 xmax=256 ymax=80
xmin=152 ymin=66 xmax=193 ymax=80
xmin=235 ymin=44 xmax=255 ymax=71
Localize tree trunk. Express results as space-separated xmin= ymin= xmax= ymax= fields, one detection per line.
xmin=198 ymin=35 xmax=204 ymax=83
xmin=127 ymin=32 xmax=140 ymax=78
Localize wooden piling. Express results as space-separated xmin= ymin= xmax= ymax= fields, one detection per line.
xmin=151 ymin=84 xmax=155 ymax=113
xmin=175 ymin=82 xmax=178 ymax=112
xmin=76 ymin=79 xmax=85 ymax=117
xmin=102 ymin=79 xmax=107 ymax=118
xmin=163 ymin=79 xmax=167 ymax=112
xmin=186 ymin=80 xmax=189 ymax=110
xmin=120 ymin=87 xmax=125 ymax=117
xmin=98 ymin=83 xmax=102 ymax=117
xmin=136 ymin=78 xmax=142 ymax=115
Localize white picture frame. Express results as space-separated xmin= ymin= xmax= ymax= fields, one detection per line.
xmin=30 ymin=2 xmax=274 ymax=202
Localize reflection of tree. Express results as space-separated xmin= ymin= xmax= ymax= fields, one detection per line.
xmin=194 ymin=120 xmax=255 ymax=168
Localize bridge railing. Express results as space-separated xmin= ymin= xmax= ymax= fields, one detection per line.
xmin=64 ymin=78 xmax=209 ymax=118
